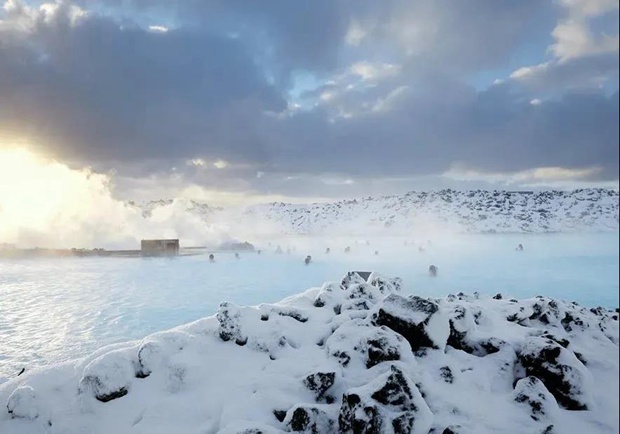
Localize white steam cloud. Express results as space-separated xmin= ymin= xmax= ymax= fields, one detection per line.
xmin=0 ymin=149 xmax=230 ymax=249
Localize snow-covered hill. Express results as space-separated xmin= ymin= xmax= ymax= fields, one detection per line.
xmin=132 ymin=189 xmax=619 ymax=236
xmin=1 ymin=272 xmax=617 ymax=433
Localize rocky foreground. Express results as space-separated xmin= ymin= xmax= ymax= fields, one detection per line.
xmin=0 ymin=273 xmax=618 ymax=434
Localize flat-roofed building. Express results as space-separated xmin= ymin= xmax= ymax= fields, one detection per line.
xmin=141 ymin=239 xmax=180 ymax=256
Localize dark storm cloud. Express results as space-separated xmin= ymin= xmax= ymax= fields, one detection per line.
xmin=0 ymin=0 xmax=618 ymax=198
xmin=0 ymin=3 xmax=284 ymax=163
xmin=259 ymin=84 xmax=619 ymax=180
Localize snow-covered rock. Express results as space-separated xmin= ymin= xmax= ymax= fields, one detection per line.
xmin=338 ymin=364 xmax=433 ymax=434
xmin=6 ymin=386 xmax=41 ymax=420
xmin=131 ymin=189 xmax=619 ymax=236
xmin=0 ymin=273 xmax=617 ymax=433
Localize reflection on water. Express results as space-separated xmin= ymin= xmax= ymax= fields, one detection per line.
xmin=0 ymin=233 xmax=617 ymax=378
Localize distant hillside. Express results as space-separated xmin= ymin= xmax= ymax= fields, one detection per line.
xmin=131 ymin=189 xmax=619 ymax=235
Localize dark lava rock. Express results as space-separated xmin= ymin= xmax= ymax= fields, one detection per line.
xmin=341 ymin=272 xmax=368 ymax=290
xmin=440 ymin=366 xmax=454 ymax=384
xmin=540 ymin=332 xmax=570 ymax=349
xmin=217 ymin=302 xmax=247 ymax=346
xmin=284 ymin=405 xmax=335 ymax=433
xmin=341 ymin=299 xmax=371 ymax=311
xmin=560 ymin=312 xmax=587 ymax=333
xmin=326 ymin=322 xmax=412 ymax=369
xmin=313 ymin=282 xmax=338 ymax=308
xmin=273 ymin=308 xmax=308 ymax=323
xmin=517 ymin=338 xmax=591 ymax=410
xmin=368 ymin=274 xmax=403 ymax=293
xmin=303 ymin=372 xmax=336 ymax=401
xmin=366 ymin=335 xmax=403 ymax=368
xmin=446 ymin=307 xmax=508 ymax=357
xmin=513 ymin=376 xmax=559 ymax=422
xmin=338 ymin=365 xmax=432 ymax=434
xmin=372 ymin=294 xmax=444 ymax=352
xmin=492 ymin=293 xmax=503 ymax=300
xmin=273 ymin=410 xmax=287 ymax=422
xmin=346 ymin=283 xmax=380 ymax=301
xmin=94 ymin=387 xmax=128 ymax=403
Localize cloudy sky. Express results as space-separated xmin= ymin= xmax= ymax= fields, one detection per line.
xmin=0 ymin=0 xmax=618 ymax=203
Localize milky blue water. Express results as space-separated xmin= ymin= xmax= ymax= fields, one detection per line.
xmin=0 ymin=233 xmax=617 ymax=379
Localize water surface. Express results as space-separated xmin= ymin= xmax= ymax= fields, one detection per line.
xmin=0 ymin=233 xmax=617 ymax=379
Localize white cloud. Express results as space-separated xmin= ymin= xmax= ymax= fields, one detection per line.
xmin=320 ymin=176 xmax=355 ymax=186
xmin=213 ymin=159 xmax=229 ymax=169
xmin=558 ymin=0 xmax=619 ymax=17
xmin=508 ymin=0 xmax=618 ymax=88
xmin=442 ymin=163 xmax=605 ymax=187
xmin=345 ymin=19 xmax=368 ymax=46
xmin=372 ymin=85 xmax=409 ymax=113
xmin=148 ymin=25 xmax=169 ymax=33
xmin=510 ymin=63 xmax=549 ymax=80
xmin=349 ymin=61 xmax=401 ymax=81
xmin=550 ymin=19 xmax=618 ymax=61
xmin=187 ymin=158 xmax=206 ymax=167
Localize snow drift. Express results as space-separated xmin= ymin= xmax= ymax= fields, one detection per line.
xmin=0 ymin=272 xmax=618 ymax=434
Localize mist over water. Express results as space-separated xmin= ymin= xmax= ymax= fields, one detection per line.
xmin=0 ymin=232 xmax=617 ymax=379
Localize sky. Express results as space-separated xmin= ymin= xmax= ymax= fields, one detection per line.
xmin=0 ymin=0 xmax=618 ymax=204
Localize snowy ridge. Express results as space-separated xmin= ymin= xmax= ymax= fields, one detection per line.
xmin=128 ymin=198 xmax=223 ymax=220
xmin=133 ymin=189 xmax=619 ymax=236
xmin=243 ymin=189 xmax=619 ymax=235
xmin=1 ymin=273 xmax=617 ymax=434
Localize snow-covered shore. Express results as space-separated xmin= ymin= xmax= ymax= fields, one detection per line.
xmin=1 ymin=272 xmax=618 ymax=434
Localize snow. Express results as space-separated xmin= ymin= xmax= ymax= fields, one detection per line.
xmin=1 ymin=232 xmax=617 ymax=381
xmin=132 ymin=189 xmax=619 ymax=237
xmin=0 ymin=272 xmax=617 ymax=434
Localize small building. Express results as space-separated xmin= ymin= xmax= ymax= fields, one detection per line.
xmin=141 ymin=239 xmax=180 ymax=256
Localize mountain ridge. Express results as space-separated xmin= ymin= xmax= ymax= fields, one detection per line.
xmin=129 ymin=188 xmax=619 ymax=235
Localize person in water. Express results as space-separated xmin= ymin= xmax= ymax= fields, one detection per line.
xmin=209 ymin=254 xmax=215 ymax=262
xmin=234 ymin=252 xmax=240 ymax=259
xmin=516 ymin=244 xmax=524 ymax=251
xmin=325 ymin=247 xmax=331 ymax=254
xmin=344 ymin=246 xmax=351 ymax=253
xmin=257 ymin=250 xmax=261 ymax=255
xmin=275 ymin=245 xmax=283 ymax=254
xmin=418 ymin=246 xmax=426 ymax=253
xmin=428 ymin=265 xmax=438 ymax=277
xmin=304 ymin=255 xmax=312 ymax=265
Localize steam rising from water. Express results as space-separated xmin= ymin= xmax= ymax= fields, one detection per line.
xmin=0 ymin=149 xmax=230 ymax=249
xmin=0 ymin=148 xmax=458 ymax=250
